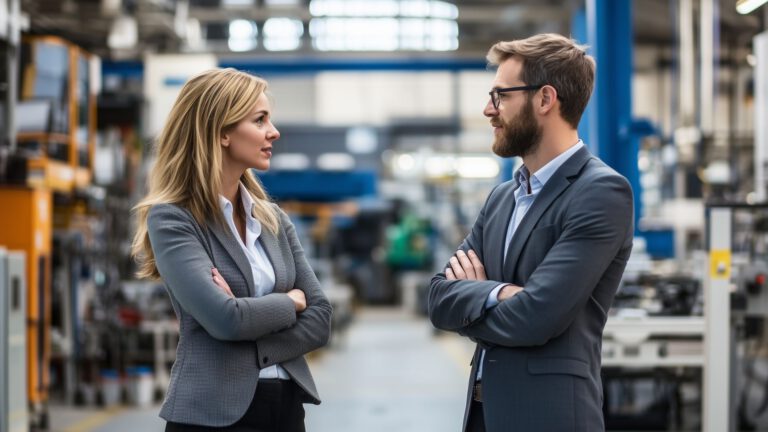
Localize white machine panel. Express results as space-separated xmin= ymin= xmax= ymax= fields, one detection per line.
xmin=1 ymin=248 xmax=28 ymax=432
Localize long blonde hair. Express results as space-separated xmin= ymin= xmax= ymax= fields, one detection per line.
xmin=132 ymin=68 xmax=279 ymax=279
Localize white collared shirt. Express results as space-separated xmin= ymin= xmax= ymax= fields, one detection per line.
xmin=219 ymin=183 xmax=289 ymax=380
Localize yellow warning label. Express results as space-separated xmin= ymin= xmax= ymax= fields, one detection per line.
xmin=710 ymin=249 xmax=731 ymax=280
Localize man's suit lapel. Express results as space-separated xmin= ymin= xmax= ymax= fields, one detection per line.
xmin=210 ymin=222 xmax=256 ymax=296
xmin=502 ymin=147 xmax=592 ymax=281
xmin=258 ymin=226 xmax=287 ymax=293
xmin=491 ymin=179 xmax=519 ymax=278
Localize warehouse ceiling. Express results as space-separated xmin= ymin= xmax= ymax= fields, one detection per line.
xmin=20 ymin=0 xmax=765 ymax=60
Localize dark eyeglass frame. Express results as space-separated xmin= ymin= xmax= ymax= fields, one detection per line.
xmin=488 ymin=84 xmax=562 ymax=110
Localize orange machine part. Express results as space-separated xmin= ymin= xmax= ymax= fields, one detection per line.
xmin=0 ymin=186 xmax=52 ymax=404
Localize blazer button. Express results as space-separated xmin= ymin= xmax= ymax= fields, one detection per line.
xmin=463 ymin=318 xmax=469 ymax=325
xmin=262 ymin=356 xmax=269 ymax=364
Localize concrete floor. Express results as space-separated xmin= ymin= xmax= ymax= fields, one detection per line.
xmin=49 ymin=307 xmax=474 ymax=432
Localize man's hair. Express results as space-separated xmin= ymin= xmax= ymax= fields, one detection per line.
xmin=487 ymin=33 xmax=595 ymax=129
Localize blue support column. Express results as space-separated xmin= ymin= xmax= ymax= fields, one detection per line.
xmin=571 ymin=8 xmax=595 ymax=155
xmin=581 ymin=0 xmax=644 ymax=229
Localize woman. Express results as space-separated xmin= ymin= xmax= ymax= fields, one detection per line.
xmin=132 ymin=68 xmax=332 ymax=431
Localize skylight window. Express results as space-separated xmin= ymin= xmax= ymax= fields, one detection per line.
xmin=307 ymin=0 xmax=458 ymax=51
xmin=264 ymin=18 xmax=304 ymax=51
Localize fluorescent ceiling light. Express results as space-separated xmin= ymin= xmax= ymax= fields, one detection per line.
xmin=310 ymin=17 xmax=456 ymax=51
xmin=229 ymin=19 xmax=257 ymax=38
xmin=108 ymin=14 xmax=138 ymax=49
xmin=223 ymin=0 xmax=254 ymax=6
xmin=264 ymin=17 xmax=303 ymax=51
xmin=309 ymin=0 xmax=456 ymax=18
xmin=265 ymin=0 xmax=301 ymax=5
xmin=736 ymin=0 xmax=768 ymax=14
xmin=228 ymin=19 xmax=258 ymax=51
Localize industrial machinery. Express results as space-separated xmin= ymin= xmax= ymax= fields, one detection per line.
xmin=601 ymin=203 xmax=768 ymax=431
xmin=0 ymin=248 xmax=27 ymax=432
xmin=0 ymin=187 xmax=52 ymax=429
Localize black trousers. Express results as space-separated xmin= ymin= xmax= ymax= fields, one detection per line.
xmin=165 ymin=380 xmax=306 ymax=432
xmin=466 ymin=400 xmax=486 ymax=432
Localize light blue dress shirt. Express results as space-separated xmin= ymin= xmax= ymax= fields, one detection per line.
xmin=219 ymin=183 xmax=290 ymax=380
xmin=477 ymin=141 xmax=585 ymax=380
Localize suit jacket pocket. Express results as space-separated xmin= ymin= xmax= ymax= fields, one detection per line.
xmin=527 ymin=357 xmax=590 ymax=379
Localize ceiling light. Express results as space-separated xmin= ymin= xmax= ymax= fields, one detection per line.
xmin=222 ymin=0 xmax=254 ymax=6
xmin=264 ymin=17 xmax=303 ymax=51
xmin=736 ymin=0 xmax=768 ymax=14
xmin=107 ymin=14 xmax=138 ymax=49
xmin=228 ymin=19 xmax=257 ymax=51
xmin=265 ymin=0 xmax=301 ymax=5
xmin=229 ymin=19 xmax=257 ymax=39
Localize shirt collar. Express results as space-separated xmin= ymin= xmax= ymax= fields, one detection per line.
xmin=516 ymin=140 xmax=584 ymax=191
xmin=218 ymin=183 xmax=262 ymax=237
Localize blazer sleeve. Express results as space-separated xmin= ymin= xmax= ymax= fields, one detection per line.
xmin=459 ymin=174 xmax=633 ymax=347
xmin=428 ymin=185 xmax=507 ymax=332
xmin=256 ymin=207 xmax=333 ymax=368
xmin=147 ymin=204 xmax=297 ymax=341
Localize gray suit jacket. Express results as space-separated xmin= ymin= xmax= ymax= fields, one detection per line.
xmin=428 ymin=146 xmax=633 ymax=432
xmin=147 ymin=202 xmax=332 ymax=427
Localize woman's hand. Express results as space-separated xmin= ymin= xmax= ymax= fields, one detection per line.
xmin=212 ymin=268 xmax=234 ymax=298
xmin=212 ymin=267 xmax=305 ymax=313
xmin=286 ymin=289 xmax=307 ymax=313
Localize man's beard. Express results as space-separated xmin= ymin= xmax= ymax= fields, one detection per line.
xmin=492 ymin=99 xmax=543 ymax=158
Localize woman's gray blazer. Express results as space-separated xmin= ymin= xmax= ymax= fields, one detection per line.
xmin=147 ymin=202 xmax=332 ymax=427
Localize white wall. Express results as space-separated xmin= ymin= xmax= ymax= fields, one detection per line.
xmin=266 ymin=76 xmax=317 ymax=124
xmin=314 ymin=71 xmax=455 ymax=125
xmin=143 ymin=53 xmax=217 ymax=138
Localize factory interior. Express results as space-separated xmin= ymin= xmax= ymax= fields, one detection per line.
xmin=1 ymin=0 xmax=768 ymax=431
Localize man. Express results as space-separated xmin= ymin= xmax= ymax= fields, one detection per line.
xmin=428 ymin=33 xmax=634 ymax=432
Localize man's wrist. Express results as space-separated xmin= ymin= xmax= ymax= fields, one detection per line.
xmin=498 ymin=284 xmax=522 ymax=301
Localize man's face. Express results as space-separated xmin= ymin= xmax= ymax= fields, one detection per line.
xmin=484 ymin=58 xmax=543 ymax=158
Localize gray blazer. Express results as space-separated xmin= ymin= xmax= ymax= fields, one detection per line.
xmin=429 ymin=146 xmax=633 ymax=432
xmin=147 ymin=202 xmax=332 ymax=427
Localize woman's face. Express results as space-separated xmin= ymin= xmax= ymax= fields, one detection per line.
xmin=221 ymin=92 xmax=280 ymax=172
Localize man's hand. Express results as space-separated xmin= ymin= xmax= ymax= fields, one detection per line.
xmin=445 ymin=249 xmax=487 ymax=281
xmin=497 ymin=284 xmax=523 ymax=301
xmin=286 ymin=289 xmax=307 ymax=312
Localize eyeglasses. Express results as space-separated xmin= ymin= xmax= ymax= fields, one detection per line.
xmin=488 ymin=84 xmax=544 ymax=110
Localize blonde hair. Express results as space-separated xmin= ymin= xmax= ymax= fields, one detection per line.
xmin=132 ymin=68 xmax=279 ymax=279
xmin=487 ymin=33 xmax=595 ymax=129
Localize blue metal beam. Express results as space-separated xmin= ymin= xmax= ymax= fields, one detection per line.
xmin=102 ymin=58 xmax=489 ymax=80
xmin=583 ymin=0 xmax=644 ymax=228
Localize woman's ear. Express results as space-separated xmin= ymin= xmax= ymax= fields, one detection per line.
xmin=220 ymin=132 xmax=230 ymax=148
